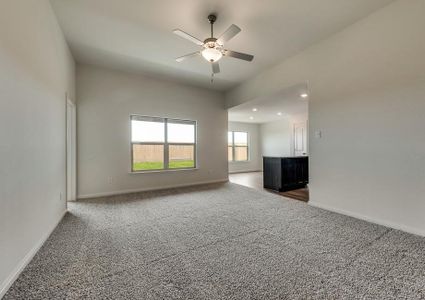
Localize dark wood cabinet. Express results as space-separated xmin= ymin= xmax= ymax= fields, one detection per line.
xmin=263 ymin=156 xmax=309 ymax=192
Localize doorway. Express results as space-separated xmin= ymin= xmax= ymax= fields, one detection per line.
xmin=227 ymin=83 xmax=310 ymax=202
xmin=293 ymin=121 xmax=308 ymax=156
xmin=66 ymin=97 xmax=76 ymax=201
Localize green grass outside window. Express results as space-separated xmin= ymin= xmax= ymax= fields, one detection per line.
xmin=133 ymin=160 xmax=194 ymax=171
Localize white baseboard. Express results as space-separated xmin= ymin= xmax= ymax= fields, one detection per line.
xmin=309 ymin=201 xmax=425 ymax=237
xmin=0 ymin=210 xmax=67 ymax=299
xmin=77 ymin=179 xmax=229 ymax=199
xmin=229 ymin=169 xmax=262 ymax=174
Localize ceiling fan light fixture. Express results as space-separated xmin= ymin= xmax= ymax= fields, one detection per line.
xmin=173 ymin=14 xmax=254 ymax=76
xmin=201 ymin=47 xmax=223 ymax=62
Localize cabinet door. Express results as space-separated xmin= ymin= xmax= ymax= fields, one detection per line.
xmin=281 ymin=158 xmax=309 ymax=191
xmin=263 ymin=158 xmax=281 ymax=191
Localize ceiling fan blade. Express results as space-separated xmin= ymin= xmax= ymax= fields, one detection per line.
xmin=224 ymin=50 xmax=254 ymax=62
xmin=212 ymin=62 xmax=220 ymax=74
xmin=176 ymin=52 xmax=200 ymax=62
xmin=217 ymin=24 xmax=241 ymax=44
xmin=173 ymin=29 xmax=204 ymax=46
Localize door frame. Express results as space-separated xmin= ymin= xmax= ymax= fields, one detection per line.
xmin=66 ymin=96 xmax=77 ymax=201
xmin=292 ymin=120 xmax=308 ymax=157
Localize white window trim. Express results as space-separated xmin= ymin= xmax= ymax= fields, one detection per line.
xmin=228 ymin=131 xmax=250 ymax=162
xmin=130 ymin=115 xmax=197 ymax=173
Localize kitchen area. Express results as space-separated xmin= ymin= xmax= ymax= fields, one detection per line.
xmin=228 ymin=83 xmax=309 ymax=202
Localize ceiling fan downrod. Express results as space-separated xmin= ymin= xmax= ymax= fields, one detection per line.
xmin=208 ymin=14 xmax=216 ymax=38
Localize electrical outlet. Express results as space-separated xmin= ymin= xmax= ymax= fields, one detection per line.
xmin=108 ymin=176 xmax=113 ymax=184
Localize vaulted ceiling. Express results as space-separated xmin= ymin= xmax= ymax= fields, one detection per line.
xmin=50 ymin=0 xmax=394 ymax=91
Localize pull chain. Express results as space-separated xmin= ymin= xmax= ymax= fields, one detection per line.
xmin=211 ymin=72 xmax=214 ymax=83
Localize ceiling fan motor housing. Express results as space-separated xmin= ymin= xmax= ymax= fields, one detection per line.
xmin=204 ymin=37 xmax=221 ymax=47
xmin=208 ymin=14 xmax=217 ymax=24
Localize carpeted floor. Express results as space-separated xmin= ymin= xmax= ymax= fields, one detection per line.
xmin=5 ymin=183 xmax=425 ymax=299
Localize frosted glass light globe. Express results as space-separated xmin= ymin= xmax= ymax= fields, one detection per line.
xmin=201 ymin=48 xmax=223 ymax=62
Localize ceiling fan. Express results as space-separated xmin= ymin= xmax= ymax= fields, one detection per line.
xmin=173 ymin=14 xmax=254 ymax=77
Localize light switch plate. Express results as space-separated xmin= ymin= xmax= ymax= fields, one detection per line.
xmin=315 ymin=130 xmax=322 ymax=139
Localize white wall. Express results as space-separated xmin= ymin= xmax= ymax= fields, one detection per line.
xmin=226 ymin=0 xmax=425 ymax=235
xmin=260 ymin=119 xmax=292 ymax=158
xmin=0 ymin=0 xmax=75 ymax=296
xmin=225 ymin=0 xmax=425 ymax=236
xmin=76 ymin=64 xmax=228 ymax=198
xmin=228 ymin=122 xmax=261 ymax=173
xmin=290 ymin=113 xmax=309 ymax=127
xmin=260 ymin=119 xmax=292 ymax=157
xmin=260 ymin=112 xmax=308 ymax=158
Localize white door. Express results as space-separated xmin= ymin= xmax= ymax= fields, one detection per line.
xmin=66 ymin=99 xmax=77 ymax=201
xmin=293 ymin=122 xmax=308 ymax=156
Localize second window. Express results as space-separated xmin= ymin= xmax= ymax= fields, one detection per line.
xmin=228 ymin=131 xmax=249 ymax=162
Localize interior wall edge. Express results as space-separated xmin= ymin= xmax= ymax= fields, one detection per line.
xmin=309 ymin=201 xmax=425 ymax=238
xmin=0 ymin=210 xmax=67 ymax=299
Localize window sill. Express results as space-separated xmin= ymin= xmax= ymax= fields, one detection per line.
xmin=229 ymin=161 xmax=250 ymax=164
xmin=129 ymin=168 xmax=199 ymax=174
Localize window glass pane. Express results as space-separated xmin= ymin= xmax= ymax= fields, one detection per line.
xmin=169 ymin=145 xmax=195 ymax=169
xmin=167 ymin=122 xmax=195 ymax=143
xmin=228 ymin=132 xmax=233 ymax=146
xmin=131 ymin=120 xmax=164 ymax=142
xmin=234 ymin=132 xmax=248 ymax=146
xmin=132 ymin=144 xmax=164 ymax=170
xmin=228 ymin=146 xmax=233 ymax=161
xmin=235 ymin=146 xmax=248 ymax=161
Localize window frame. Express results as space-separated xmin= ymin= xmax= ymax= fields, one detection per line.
xmin=130 ymin=115 xmax=197 ymax=173
xmin=228 ymin=131 xmax=249 ymax=162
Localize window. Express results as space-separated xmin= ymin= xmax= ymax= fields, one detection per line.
xmin=131 ymin=115 xmax=196 ymax=171
xmin=228 ymin=131 xmax=248 ymax=162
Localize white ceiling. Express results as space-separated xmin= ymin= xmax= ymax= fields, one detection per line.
xmin=228 ymin=83 xmax=308 ymax=124
xmin=50 ymin=0 xmax=394 ymax=91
